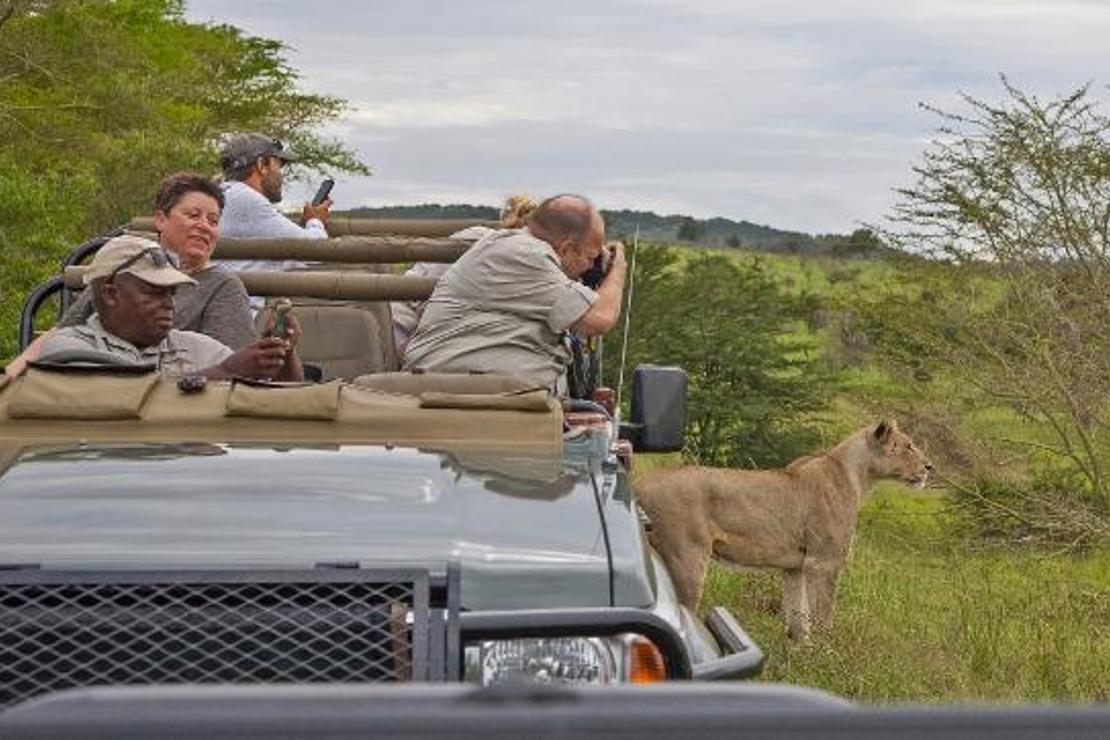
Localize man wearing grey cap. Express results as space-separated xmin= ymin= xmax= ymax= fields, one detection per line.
xmin=218 ymin=132 xmax=331 ymax=241
xmin=217 ymin=132 xmax=331 ymax=290
xmin=38 ymin=235 xmax=303 ymax=380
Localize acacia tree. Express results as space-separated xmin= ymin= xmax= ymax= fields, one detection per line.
xmin=883 ymin=79 xmax=1110 ymax=509
xmin=0 ymin=0 xmax=369 ymax=358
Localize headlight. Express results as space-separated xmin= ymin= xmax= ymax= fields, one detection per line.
xmin=463 ymin=634 xmax=666 ymax=686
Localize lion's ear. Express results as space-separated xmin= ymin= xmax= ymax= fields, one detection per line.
xmin=874 ymin=420 xmax=897 ymax=443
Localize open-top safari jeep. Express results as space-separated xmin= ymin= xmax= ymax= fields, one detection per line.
xmin=4 ymin=220 xmax=1110 ymax=739
xmin=0 ymin=216 xmax=764 ymax=717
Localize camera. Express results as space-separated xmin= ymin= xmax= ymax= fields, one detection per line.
xmin=579 ymin=246 xmax=613 ymax=289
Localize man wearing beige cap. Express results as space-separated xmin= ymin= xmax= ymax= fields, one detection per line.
xmin=38 ymin=235 xmax=303 ymax=380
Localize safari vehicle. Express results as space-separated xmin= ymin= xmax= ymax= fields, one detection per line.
xmin=5 ymin=224 xmax=1110 ymax=739
xmin=0 ymin=217 xmax=763 ymax=717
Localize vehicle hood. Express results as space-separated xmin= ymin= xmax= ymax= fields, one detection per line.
xmin=0 ymin=444 xmax=611 ymax=610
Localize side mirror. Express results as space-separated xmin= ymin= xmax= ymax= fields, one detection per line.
xmin=620 ymin=364 xmax=686 ymax=452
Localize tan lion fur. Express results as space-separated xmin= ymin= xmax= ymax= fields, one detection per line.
xmin=636 ymin=421 xmax=932 ymax=640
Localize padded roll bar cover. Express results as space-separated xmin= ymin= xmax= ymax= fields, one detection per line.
xmin=0 ymin=374 xmax=565 ymax=455
xmin=352 ymin=372 xmax=543 ymax=396
xmin=238 ymin=272 xmax=437 ymax=301
xmin=630 ymin=365 xmax=687 ymax=452
xmin=129 ymin=217 xmax=499 ymax=237
xmin=121 ymin=231 xmax=472 ymax=264
xmin=63 ymin=268 xmax=438 ymax=301
xmin=203 ymin=235 xmax=471 ymax=263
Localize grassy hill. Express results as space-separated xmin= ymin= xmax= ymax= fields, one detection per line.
xmin=632 ymin=244 xmax=1110 ymax=702
xmin=342 ymin=204 xmax=848 ymax=254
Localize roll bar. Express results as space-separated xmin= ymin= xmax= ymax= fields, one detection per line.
xmin=128 ymin=216 xmax=498 ymax=238
xmin=128 ymin=235 xmax=471 ymax=264
xmin=61 ymin=268 xmax=438 ymax=301
xmin=18 ymin=221 xmax=481 ymax=351
xmin=17 ymin=277 xmax=64 ymax=351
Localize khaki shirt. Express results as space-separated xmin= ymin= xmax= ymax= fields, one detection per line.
xmin=391 ymin=226 xmax=498 ymax=342
xmin=403 ymin=229 xmax=597 ymax=390
xmin=39 ymin=315 xmax=233 ymax=376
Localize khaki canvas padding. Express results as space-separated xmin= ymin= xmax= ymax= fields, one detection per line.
xmin=216 ymin=236 xmax=469 ymax=263
xmin=0 ymin=373 xmax=563 ymax=456
xmin=120 ymin=233 xmax=470 ymax=264
xmin=352 ymin=372 xmax=543 ymax=396
xmin=227 ymin=380 xmax=342 ymax=420
xmin=63 ymin=267 xmax=437 ymax=301
xmin=239 ymin=272 xmax=437 ymax=301
xmin=128 ymin=216 xmax=497 ymax=238
xmin=7 ymin=368 xmax=159 ymax=420
xmin=419 ymin=390 xmax=551 ymax=412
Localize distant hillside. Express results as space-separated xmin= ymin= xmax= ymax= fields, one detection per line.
xmin=600 ymin=209 xmax=821 ymax=252
xmin=346 ymin=203 xmax=500 ymax=221
xmin=342 ymin=203 xmax=878 ymax=256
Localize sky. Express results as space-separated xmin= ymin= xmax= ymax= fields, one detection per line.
xmin=185 ymin=0 xmax=1110 ymax=234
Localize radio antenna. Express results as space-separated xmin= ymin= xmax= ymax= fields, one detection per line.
xmin=615 ymin=224 xmax=639 ymax=422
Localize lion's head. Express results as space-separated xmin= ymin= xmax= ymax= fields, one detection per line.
xmin=869 ymin=420 xmax=933 ymax=487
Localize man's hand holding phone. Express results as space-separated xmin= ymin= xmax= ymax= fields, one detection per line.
xmin=303 ymin=177 xmax=334 ymax=225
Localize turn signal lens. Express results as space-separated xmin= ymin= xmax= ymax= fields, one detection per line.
xmin=628 ymin=635 xmax=666 ymax=683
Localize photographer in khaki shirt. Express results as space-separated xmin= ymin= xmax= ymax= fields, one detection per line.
xmin=403 ymin=194 xmax=627 ymax=391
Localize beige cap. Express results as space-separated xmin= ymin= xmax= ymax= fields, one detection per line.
xmin=83 ymin=235 xmax=196 ymax=287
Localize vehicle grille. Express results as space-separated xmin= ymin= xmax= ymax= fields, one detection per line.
xmin=0 ymin=570 xmax=440 ymax=710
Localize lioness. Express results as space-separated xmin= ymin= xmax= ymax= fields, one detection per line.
xmin=636 ymin=420 xmax=932 ymax=640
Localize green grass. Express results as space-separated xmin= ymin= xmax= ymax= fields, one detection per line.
xmin=701 ymin=485 xmax=1110 ymax=702
xmin=629 ymin=245 xmax=1110 ymax=701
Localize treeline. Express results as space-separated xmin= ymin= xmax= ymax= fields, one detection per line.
xmin=0 ymin=0 xmax=365 ymax=359
xmin=346 ymin=204 xmax=888 ymax=256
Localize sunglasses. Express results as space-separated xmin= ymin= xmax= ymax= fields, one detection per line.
xmin=261 ymin=139 xmax=290 ymax=167
xmin=223 ymin=137 xmax=289 ymax=172
xmin=108 ymin=247 xmax=179 ymax=283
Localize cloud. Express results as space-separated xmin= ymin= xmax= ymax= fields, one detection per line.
xmin=187 ymin=0 xmax=1110 ymax=232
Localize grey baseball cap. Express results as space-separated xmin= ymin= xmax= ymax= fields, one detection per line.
xmin=219 ymin=132 xmax=297 ymax=173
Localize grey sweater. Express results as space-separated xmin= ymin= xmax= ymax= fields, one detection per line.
xmin=61 ymin=265 xmax=256 ymax=349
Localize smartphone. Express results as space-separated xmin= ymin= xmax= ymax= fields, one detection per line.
xmin=311 ymin=178 xmax=335 ymax=206
xmin=266 ymin=298 xmax=293 ymax=339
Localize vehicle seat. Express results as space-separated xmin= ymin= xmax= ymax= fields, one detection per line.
xmin=261 ymin=299 xmax=399 ymax=381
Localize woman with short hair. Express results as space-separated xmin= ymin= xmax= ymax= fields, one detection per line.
xmin=5 ymin=173 xmax=257 ymax=378
xmin=60 ymin=171 xmax=256 ymax=349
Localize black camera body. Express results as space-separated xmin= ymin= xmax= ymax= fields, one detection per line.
xmin=579 ymin=248 xmax=612 ymax=289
